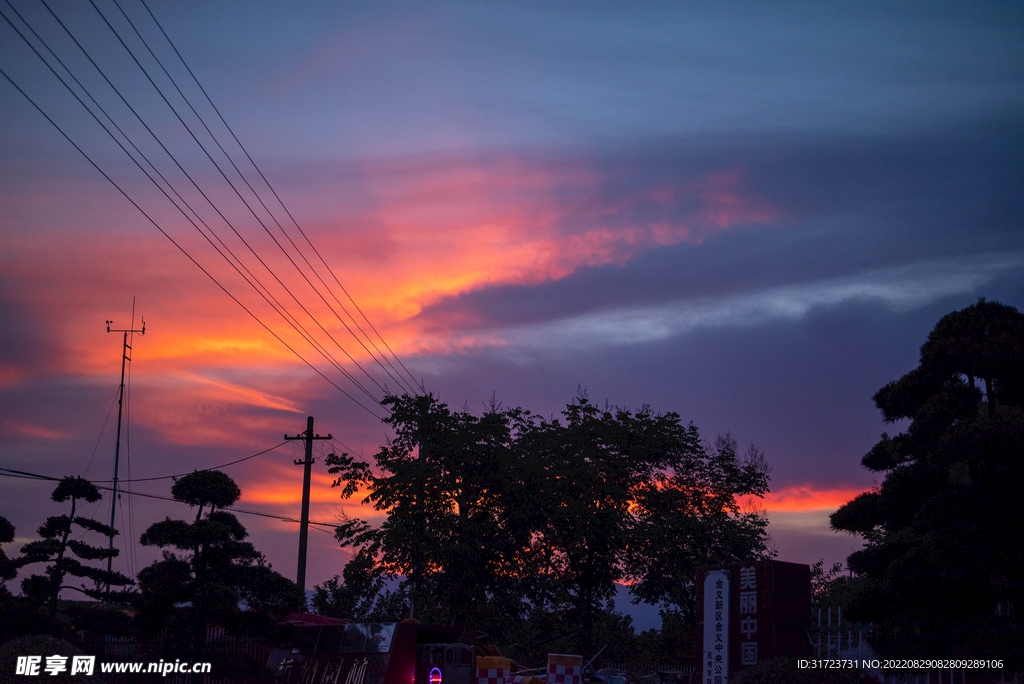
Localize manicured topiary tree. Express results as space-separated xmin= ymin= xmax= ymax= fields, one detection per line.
xmin=19 ymin=477 xmax=133 ymax=620
xmin=135 ymin=470 xmax=302 ymax=651
xmin=832 ymin=299 xmax=1024 ymax=666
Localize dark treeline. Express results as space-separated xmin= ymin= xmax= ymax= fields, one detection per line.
xmin=0 ymin=391 xmax=773 ymax=674
xmin=0 ymin=471 xmax=303 ymax=679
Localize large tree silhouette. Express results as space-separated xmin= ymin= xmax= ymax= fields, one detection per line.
xmin=330 ymin=391 xmax=772 ymax=658
xmin=135 ymin=470 xmax=302 ymax=652
xmin=329 ymin=393 xmax=542 ymax=638
xmin=625 ymin=433 xmax=773 ymax=621
xmin=831 ymin=299 xmax=1024 ymax=665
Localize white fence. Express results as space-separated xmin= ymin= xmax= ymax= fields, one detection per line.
xmin=813 ymin=608 xmax=1020 ymax=684
xmin=813 ymin=606 xmax=876 ymax=661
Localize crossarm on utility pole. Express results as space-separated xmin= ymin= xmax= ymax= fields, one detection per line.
xmin=285 ymin=416 xmax=332 ymax=601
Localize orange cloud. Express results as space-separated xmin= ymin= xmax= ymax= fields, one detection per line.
xmin=232 ymin=461 xmax=386 ymax=539
xmin=8 ymin=155 xmax=779 ymax=371
xmin=242 ymin=470 xmax=351 ymax=506
xmin=316 ymin=157 xmax=781 ymax=330
xmin=762 ymin=484 xmax=870 ymax=512
xmin=2 ymin=419 xmax=66 ymax=440
xmin=122 ymin=373 xmax=312 ymax=449
xmin=1 ymin=152 xmax=781 ymax=445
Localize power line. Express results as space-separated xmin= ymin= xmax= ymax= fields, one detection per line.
xmin=0 ymin=467 xmax=343 ymax=530
xmin=1 ymin=0 xmax=363 ymax=400
xmin=0 ymin=0 xmax=434 ymax=463
xmin=0 ymin=4 xmax=383 ymax=415
xmin=0 ymin=62 xmax=386 ymax=420
xmin=82 ymin=0 xmax=405 ymax=399
xmin=23 ymin=0 xmax=388 ymax=411
xmin=2 ymin=1 xmax=389 ymax=416
xmin=82 ymin=385 xmax=121 ymax=478
xmin=114 ymin=0 xmax=416 ymax=396
xmin=329 ymin=437 xmax=364 ymax=460
xmin=134 ymin=0 xmax=421 ymax=394
xmin=88 ymin=441 xmax=291 ymax=483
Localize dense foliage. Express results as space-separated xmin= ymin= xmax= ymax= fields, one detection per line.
xmin=0 ymin=635 xmax=85 ymax=684
xmin=2 ymin=395 xmax=774 ymax=665
xmin=831 ymin=299 xmax=1024 ymax=665
xmin=18 ymin=477 xmax=132 ymax=618
xmin=0 ymin=517 xmax=15 ymax=598
xmin=134 ymin=471 xmax=302 ymax=652
xmin=0 ymin=471 xmax=304 ymax=671
xmin=327 ymin=391 xmax=773 ymax=658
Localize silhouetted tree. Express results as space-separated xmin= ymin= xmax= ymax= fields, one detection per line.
xmin=524 ymin=396 xmax=768 ymax=658
xmin=0 ymin=516 xmax=16 ymax=598
xmin=809 ymin=559 xmax=846 ymax=608
xmin=135 ymin=470 xmax=302 ymax=652
xmin=0 ymin=516 xmax=33 ymax=642
xmin=330 ymin=391 xmax=773 ymax=659
xmin=19 ymin=477 xmax=132 ymax=620
xmin=831 ymin=299 xmax=1024 ymax=665
xmin=625 ymin=433 xmax=772 ymax=619
xmin=328 ymin=393 xmax=540 ymax=641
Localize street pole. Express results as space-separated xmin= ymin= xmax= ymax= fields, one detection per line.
xmin=285 ymin=416 xmax=331 ymax=602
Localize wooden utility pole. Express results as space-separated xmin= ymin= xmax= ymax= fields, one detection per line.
xmin=285 ymin=416 xmax=331 ymax=599
xmin=104 ymin=305 xmax=145 ymax=593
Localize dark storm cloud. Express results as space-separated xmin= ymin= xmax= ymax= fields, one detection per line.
xmin=19 ymin=0 xmax=1007 ymax=161
xmin=415 ymin=269 xmax=1024 ymax=491
xmin=414 ymin=114 xmax=1024 ymax=333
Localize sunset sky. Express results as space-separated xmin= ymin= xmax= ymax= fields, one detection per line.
xmin=1 ymin=0 xmax=1022 ymax=629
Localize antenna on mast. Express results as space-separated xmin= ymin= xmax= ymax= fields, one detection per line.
xmin=104 ymin=297 xmax=146 ymax=595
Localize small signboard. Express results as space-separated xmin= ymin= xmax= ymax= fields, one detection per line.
xmin=702 ymin=569 xmax=729 ymax=684
xmin=697 ymin=560 xmax=811 ymax=677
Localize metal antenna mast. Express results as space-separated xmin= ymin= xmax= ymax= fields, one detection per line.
xmin=104 ymin=299 xmax=145 ymax=591
xmin=285 ymin=416 xmax=332 ymax=600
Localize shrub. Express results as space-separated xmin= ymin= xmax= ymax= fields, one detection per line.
xmin=0 ymin=635 xmax=87 ymax=684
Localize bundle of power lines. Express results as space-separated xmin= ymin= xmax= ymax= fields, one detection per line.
xmin=0 ymin=0 xmax=420 ymax=418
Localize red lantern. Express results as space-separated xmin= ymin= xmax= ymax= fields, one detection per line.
xmin=429 ymin=667 xmax=443 ymax=684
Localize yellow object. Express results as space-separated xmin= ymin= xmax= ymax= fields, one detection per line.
xmin=477 ymin=657 xmax=512 ymax=671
